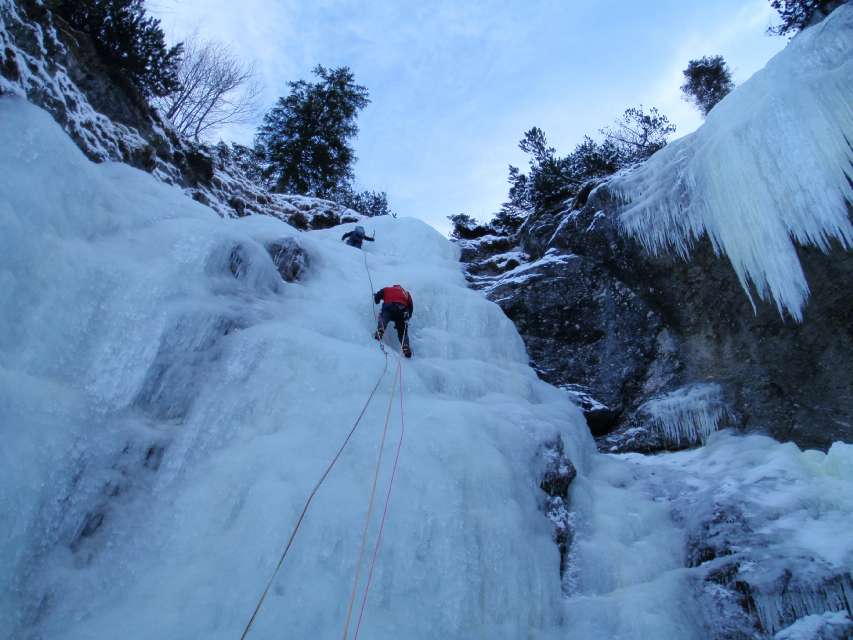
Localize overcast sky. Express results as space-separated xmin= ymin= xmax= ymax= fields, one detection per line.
xmin=148 ymin=0 xmax=786 ymax=232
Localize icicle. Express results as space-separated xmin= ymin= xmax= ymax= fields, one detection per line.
xmin=636 ymin=383 xmax=732 ymax=447
xmin=613 ymin=5 xmax=853 ymax=321
xmin=751 ymin=573 xmax=853 ymax=635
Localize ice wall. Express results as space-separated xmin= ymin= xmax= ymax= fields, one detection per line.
xmin=0 ymin=97 xmax=596 ymax=640
xmin=613 ymin=4 xmax=853 ymax=321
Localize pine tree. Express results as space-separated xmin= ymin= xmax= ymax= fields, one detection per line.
xmin=503 ymin=129 xmax=630 ymax=219
xmin=768 ymin=0 xmax=839 ymax=35
xmin=48 ymin=0 xmax=182 ymax=98
xmin=680 ymin=55 xmax=735 ymax=117
xmin=600 ymin=106 xmax=676 ymax=163
xmin=256 ymin=65 xmax=370 ymax=197
xmin=568 ymin=136 xmax=623 ymax=180
xmin=335 ymin=188 xmax=393 ymax=217
xmin=227 ymin=143 xmax=267 ymax=185
xmin=447 ymin=213 xmax=491 ymax=240
xmin=517 ymin=127 xmax=574 ymax=209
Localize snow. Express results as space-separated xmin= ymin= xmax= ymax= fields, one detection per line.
xmin=774 ymin=611 xmax=853 ymax=640
xmin=585 ymin=211 xmax=606 ymax=233
xmin=489 ymin=249 xmax=529 ymax=267
xmin=0 ymin=98 xmax=592 ymax=639
xmin=612 ymin=4 xmax=853 ymax=321
xmin=482 ymin=249 xmax=579 ymax=293
xmin=621 ymin=432 xmax=853 ymax=636
xmin=636 ymin=383 xmax=733 ymax=447
xmin=0 ymin=1 xmax=359 ymax=225
xmin=561 ymin=429 xmax=853 ymax=638
xmin=560 ymin=385 xmax=609 ymax=414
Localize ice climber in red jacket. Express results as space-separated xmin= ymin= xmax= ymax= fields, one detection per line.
xmin=373 ymin=284 xmax=413 ymax=358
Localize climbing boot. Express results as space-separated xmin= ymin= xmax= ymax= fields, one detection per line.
xmin=402 ymin=344 xmax=412 ymax=358
xmin=374 ymin=328 xmax=384 ymax=341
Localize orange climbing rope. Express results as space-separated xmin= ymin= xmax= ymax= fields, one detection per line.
xmin=353 ymin=349 xmax=406 ymax=639
xmin=238 ymin=350 xmax=389 ymax=640
xmin=240 ymin=247 xmax=409 ymax=640
xmin=342 ymin=357 xmax=402 ymax=639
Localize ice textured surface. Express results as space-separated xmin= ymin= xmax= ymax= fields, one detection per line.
xmin=774 ymin=611 xmax=853 ymax=640
xmin=613 ymin=5 xmax=853 ymax=321
xmin=0 ymin=98 xmax=593 ymax=639
xmin=622 ymin=433 xmax=853 ymax=637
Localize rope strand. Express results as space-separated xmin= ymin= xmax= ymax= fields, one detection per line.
xmin=353 ymin=355 xmax=406 ymax=639
xmin=342 ymin=359 xmax=402 ymax=639
xmin=363 ymin=251 xmax=387 ymax=354
xmin=239 ymin=352 xmax=389 ymax=640
xmin=240 ymin=246 xmax=407 ymax=640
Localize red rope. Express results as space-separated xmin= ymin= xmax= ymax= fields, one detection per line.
xmin=353 ymin=358 xmax=406 ymax=639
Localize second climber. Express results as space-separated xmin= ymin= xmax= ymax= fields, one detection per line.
xmin=374 ymin=284 xmax=413 ymax=358
xmin=342 ymin=225 xmax=375 ymax=249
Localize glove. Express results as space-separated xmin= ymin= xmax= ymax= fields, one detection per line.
xmin=403 ymin=311 xmax=411 ymax=320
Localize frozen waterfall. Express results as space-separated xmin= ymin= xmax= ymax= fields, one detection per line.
xmin=1 ymin=97 xmax=585 ymax=639
xmin=2 ymin=95 xmax=853 ymax=640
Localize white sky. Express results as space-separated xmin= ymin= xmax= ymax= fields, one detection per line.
xmin=147 ymin=0 xmax=787 ymax=232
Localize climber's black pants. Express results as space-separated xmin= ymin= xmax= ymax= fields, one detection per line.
xmin=378 ymin=303 xmax=410 ymax=348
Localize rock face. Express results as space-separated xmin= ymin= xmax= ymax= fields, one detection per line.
xmin=486 ymin=248 xmax=660 ymax=435
xmin=462 ymin=182 xmax=853 ymax=452
xmin=538 ymin=437 xmax=577 ymax=582
xmin=266 ymin=238 xmax=309 ymax=283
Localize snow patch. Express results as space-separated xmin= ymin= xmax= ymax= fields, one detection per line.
xmin=0 ymin=0 xmax=151 ymax=163
xmin=621 ymin=433 xmax=853 ymax=636
xmin=774 ymin=611 xmax=853 ymax=640
xmin=482 ymin=250 xmax=579 ymax=293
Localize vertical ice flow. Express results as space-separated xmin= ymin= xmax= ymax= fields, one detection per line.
xmin=613 ymin=5 xmax=853 ymax=321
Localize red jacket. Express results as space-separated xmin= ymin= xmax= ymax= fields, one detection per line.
xmin=375 ymin=285 xmax=413 ymax=315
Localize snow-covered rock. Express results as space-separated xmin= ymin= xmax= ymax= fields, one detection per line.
xmin=619 ymin=432 xmax=853 ymax=637
xmin=601 ymin=383 xmax=737 ymax=453
xmin=264 ymin=237 xmax=308 ymax=283
xmin=0 ymin=0 xmax=362 ymax=228
xmin=774 ymin=611 xmax=853 ymax=640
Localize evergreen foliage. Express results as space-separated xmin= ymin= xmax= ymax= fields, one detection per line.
xmin=768 ymin=0 xmax=838 ymax=35
xmin=680 ymin=55 xmax=735 ymax=117
xmin=515 ymin=127 xmax=575 ymax=210
xmin=335 ymin=188 xmax=393 ymax=217
xmin=447 ymin=213 xmax=492 ymax=240
xmin=488 ymin=105 xmax=675 ymax=236
xmin=256 ymin=65 xmax=370 ymax=198
xmin=224 ymin=142 xmax=267 ymax=185
xmin=599 ymin=106 xmax=676 ymax=164
xmin=47 ymin=0 xmax=182 ymax=98
xmin=504 ymin=116 xmax=654 ymax=216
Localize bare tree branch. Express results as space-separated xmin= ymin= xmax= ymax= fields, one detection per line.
xmin=154 ymin=35 xmax=262 ymax=141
